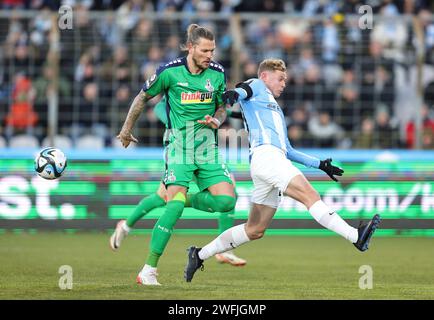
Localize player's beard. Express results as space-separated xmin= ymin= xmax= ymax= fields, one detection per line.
xmin=192 ymin=55 xmax=208 ymax=71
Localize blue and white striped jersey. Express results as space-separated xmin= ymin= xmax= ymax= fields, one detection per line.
xmin=234 ymin=78 xmax=320 ymax=168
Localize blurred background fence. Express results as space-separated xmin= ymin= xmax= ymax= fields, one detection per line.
xmin=0 ymin=1 xmax=434 ymax=151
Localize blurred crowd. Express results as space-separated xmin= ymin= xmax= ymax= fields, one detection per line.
xmin=1 ymin=0 xmax=434 ymax=149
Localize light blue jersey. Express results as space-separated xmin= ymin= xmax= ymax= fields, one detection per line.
xmin=234 ymin=78 xmax=320 ymax=168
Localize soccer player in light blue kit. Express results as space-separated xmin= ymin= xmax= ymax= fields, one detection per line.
xmin=184 ymin=59 xmax=381 ymax=282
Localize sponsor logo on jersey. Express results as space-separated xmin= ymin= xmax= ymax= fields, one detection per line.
xmin=181 ymin=91 xmax=213 ymax=104
xmin=266 ymin=103 xmax=281 ymax=112
xmin=177 ymin=82 xmax=189 ymax=86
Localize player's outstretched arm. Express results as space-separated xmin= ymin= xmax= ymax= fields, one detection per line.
xmin=319 ymin=158 xmax=344 ymax=182
xmin=117 ymin=89 xmax=153 ymax=148
xmin=197 ymin=106 xmax=227 ymax=129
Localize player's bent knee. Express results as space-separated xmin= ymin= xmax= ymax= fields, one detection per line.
xmin=214 ymin=195 xmax=236 ymax=213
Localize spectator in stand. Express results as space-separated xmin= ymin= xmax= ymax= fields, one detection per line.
xmin=128 ymin=18 xmax=154 ymax=65
xmin=422 ymin=127 xmax=434 ymax=149
xmin=258 ymin=33 xmax=285 ymax=62
xmin=34 ymin=64 xmax=71 ymax=105
xmin=116 ymin=0 xmax=153 ymax=45
xmin=336 ymin=69 xmax=360 ymax=132
xmin=373 ymin=105 xmax=400 ymax=149
xmin=3 ymin=14 xmax=39 ymax=81
xmin=34 ymin=64 xmax=72 ymax=133
xmin=75 ymin=53 xmax=96 ymax=83
xmin=244 ymin=17 xmax=273 ymax=60
xmin=4 ymin=74 xmax=38 ymax=138
xmin=140 ymin=45 xmax=164 ymax=82
xmin=101 ymin=45 xmax=137 ymax=85
xmin=405 ymin=105 xmax=434 ymax=149
xmin=241 ymin=60 xmax=259 ymax=79
xmin=419 ymin=9 xmax=434 ymax=65
xmin=288 ymin=124 xmax=313 ymax=148
xmin=162 ymin=34 xmax=181 ymax=62
xmin=73 ymin=4 xmax=101 ymax=54
xmin=29 ymin=8 xmax=51 ymax=58
xmin=371 ymin=2 xmax=408 ymax=63
xmin=289 ymin=105 xmax=310 ymax=132
xmin=353 ymin=117 xmax=375 ymax=149
xmin=308 ymin=109 xmax=345 ymax=148
xmin=321 ymin=17 xmax=340 ymax=64
xmin=75 ymin=81 xmax=109 ymax=143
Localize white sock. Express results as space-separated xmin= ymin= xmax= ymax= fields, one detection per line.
xmin=141 ymin=264 xmax=157 ymax=273
xmin=309 ymin=200 xmax=358 ymax=243
xmin=121 ymin=221 xmax=131 ymax=233
xmin=198 ymin=224 xmax=250 ymax=260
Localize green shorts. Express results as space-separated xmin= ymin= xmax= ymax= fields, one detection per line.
xmin=162 ymin=141 xmax=232 ymax=191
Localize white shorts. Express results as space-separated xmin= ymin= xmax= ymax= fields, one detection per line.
xmin=250 ymin=145 xmax=303 ymax=208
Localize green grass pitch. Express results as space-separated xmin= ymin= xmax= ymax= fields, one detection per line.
xmin=1 ymin=232 xmax=433 ymax=300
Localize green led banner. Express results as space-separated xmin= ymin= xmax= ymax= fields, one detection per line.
xmin=0 ymin=155 xmax=433 ymax=235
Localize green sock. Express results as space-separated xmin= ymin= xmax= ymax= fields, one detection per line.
xmin=146 ymin=251 xmax=161 ymax=268
xmin=218 ymin=211 xmax=235 ymax=234
xmin=190 ymin=191 xmax=236 ymax=213
xmin=126 ymin=193 xmax=166 ymax=228
xmin=218 ymin=190 xmax=237 ymax=233
xmin=146 ymin=194 xmax=185 ymax=267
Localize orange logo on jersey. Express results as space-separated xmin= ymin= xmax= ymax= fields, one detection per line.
xmin=181 ymin=91 xmax=213 ymax=104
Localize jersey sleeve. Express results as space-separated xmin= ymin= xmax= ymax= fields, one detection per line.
xmin=142 ymin=65 xmax=170 ymax=97
xmin=234 ymin=78 xmax=261 ymax=101
xmin=153 ymin=97 xmax=168 ymax=125
xmin=285 ymin=138 xmax=320 ymax=168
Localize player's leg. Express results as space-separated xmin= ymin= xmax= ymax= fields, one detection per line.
xmin=214 ymin=175 xmax=247 ymax=266
xmin=200 ymin=202 xmax=276 ymax=259
xmin=185 ymin=202 xmax=276 ymax=282
xmin=110 ymin=182 xmax=167 ymax=251
xmin=127 ymin=182 xmax=167 ymax=227
xmin=137 ymin=184 xmax=188 ymax=286
xmin=190 ymin=162 xmax=236 ymax=213
xmin=185 ymin=164 xmax=279 ymax=282
xmin=284 ymin=173 xmax=380 ymax=251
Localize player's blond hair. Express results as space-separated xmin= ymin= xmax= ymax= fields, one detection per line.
xmin=257 ymin=59 xmax=287 ymax=77
xmin=180 ymin=24 xmax=215 ymax=51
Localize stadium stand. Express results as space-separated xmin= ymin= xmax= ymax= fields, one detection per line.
xmin=0 ymin=1 xmax=433 ymax=150
xmin=9 ymin=134 xmax=40 ymax=148
xmin=41 ymin=135 xmax=74 ymax=150
xmin=75 ymin=134 xmax=105 ymax=149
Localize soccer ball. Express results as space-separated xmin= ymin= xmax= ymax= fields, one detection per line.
xmin=34 ymin=147 xmax=68 ymax=180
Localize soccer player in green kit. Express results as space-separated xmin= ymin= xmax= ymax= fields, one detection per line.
xmin=117 ymin=24 xmax=238 ymax=285
xmin=110 ymin=98 xmax=247 ymax=267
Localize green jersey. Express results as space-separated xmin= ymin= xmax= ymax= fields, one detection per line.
xmin=143 ymin=56 xmax=226 ymax=137
xmin=146 ymin=58 xmax=231 ymax=190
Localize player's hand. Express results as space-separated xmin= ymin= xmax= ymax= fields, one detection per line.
xmin=319 ymin=158 xmax=344 ymax=182
xmin=222 ymin=90 xmax=239 ymax=106
xmin=117 ymin=130 xmax=138 ymax=148
xmin=197 ymin=115 xmax=221 ymax=129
